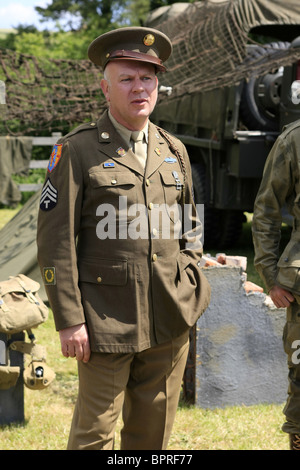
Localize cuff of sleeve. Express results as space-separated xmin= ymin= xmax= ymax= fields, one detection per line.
xmin=260 ymin=266 xmax=277 ymax=293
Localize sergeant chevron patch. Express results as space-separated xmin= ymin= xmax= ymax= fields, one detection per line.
xmin=40 ymin=178 xmax=58 ymax=211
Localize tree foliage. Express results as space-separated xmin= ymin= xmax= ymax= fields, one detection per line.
xmin=0 ymin=0 xmax=196 ymax=59
xmin=35 ymin=0 xmax=149 ymax=31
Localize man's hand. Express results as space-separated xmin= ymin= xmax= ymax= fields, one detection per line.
xmin=59 ymin=323 xmax=91 ymax=363
xmin=269 ymin=285 xmax=295 ymax=308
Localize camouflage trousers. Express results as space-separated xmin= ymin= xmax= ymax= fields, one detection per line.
xmin=282 ymin=302 xmax=300 ymax=434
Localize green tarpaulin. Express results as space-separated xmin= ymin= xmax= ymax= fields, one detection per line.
xmin=0 ymin=191 xmax=46 ymax=301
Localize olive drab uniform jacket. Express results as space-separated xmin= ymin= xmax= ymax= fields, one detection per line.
xmin=252 ymin=119 xmax=300 ymax=296
xmin=37 ymin=111 xmax=210 ymax=353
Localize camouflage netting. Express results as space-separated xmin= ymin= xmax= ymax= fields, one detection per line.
xmin=0 ymin=50 xmax=105 ymax=135
xmin=147 ymin=0 xmax=300 ymax=102
xmin=1 ymin=0 xmax=300 ymax=135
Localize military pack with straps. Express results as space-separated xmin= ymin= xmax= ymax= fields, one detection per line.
xmin=0 ymin=274 xmax=55 ymax=390
xmin=0 ymin=274 xmax=48 ymax=334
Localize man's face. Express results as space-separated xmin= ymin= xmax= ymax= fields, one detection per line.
xmin=100 ymin=60 xmax=158 ymax=130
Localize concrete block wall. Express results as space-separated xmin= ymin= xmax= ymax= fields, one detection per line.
xmin=196 ymin=266 xmax=287 ymax=408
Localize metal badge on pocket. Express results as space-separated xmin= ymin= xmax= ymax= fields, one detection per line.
xmin=172 ymin=171 xmax=182 ymax=190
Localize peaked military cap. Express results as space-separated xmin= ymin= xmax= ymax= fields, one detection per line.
xmin=88 ymin=26 xmax=172 ymax=73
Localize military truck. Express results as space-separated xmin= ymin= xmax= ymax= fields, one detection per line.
xmin=147 ymin=1 xmax=300 ymax=247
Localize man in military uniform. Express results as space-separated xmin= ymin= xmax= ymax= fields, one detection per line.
xmin=252 ymin=119 xmax=300 ymax=450
xmin=37 ymin=26 xmax=210 ymax=450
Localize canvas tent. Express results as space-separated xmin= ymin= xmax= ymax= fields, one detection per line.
xmin=0 ymin=191 xmax=47 ymax=301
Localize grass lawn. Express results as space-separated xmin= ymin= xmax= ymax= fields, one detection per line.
xmin=0 ymin=208 xmax=290 ymax=450
xmin=0 ymin=308 xmax=289 ymax=450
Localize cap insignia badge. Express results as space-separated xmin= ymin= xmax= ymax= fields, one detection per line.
xmin=143 ymin=34 xmax=155 ymax=47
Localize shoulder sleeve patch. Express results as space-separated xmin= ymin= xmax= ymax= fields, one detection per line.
xmin=43 ymin=267 xmax=56 ymax=285
xmin=48 ymin=144 xmax=63 ymax=173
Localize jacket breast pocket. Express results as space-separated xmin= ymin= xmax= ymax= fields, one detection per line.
xmin=276 ymin=266 xmax=300 ymax=294
xmin=159 ymin=170 xmax=183 ymax=223
xmin=89 ymin=170 xmax=137 ymax=210
xmin=276 ymin=240 xmax=300 ymax=294
xmin=78 ymin=257 xmax=128 ymax=286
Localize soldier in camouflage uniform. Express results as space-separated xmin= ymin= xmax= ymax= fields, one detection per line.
xmin=252 ymin=119 xmax=300 ymax=450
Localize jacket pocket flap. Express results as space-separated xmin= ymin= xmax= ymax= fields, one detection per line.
xmin=79 ymin=258 xmax=127 ymax=286
xmin=159 ymin=170 xmax=183 ymax=186
xmin=89 ymin=171 xmax=135 ymax=188
xmin=277 ymin=240 xmax=300 ymax=268
xmin=276 ymin=266 xmax=300 ymax=294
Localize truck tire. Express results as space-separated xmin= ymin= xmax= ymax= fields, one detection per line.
xmin=240 ymin=42 xmax=290 ymax=131
xmin=191 ymin=162 xmax=217 ymax=247
xmin=217 ymin=209 xmax=245 ymax=249
xmin=192 ymin=163 xmax=244 ymax=248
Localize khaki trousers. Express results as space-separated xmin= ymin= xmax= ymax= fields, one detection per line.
xmin=67 ymin=332 xmax=189 ymax=450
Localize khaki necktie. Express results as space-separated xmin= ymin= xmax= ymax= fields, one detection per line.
xmin=131 ymin=130 xmax=147 ymax=170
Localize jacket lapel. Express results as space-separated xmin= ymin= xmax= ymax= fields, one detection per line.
xmin=96 ymin=111 xmax=144 ymax=176
xmin=96 ymin=113 xmax=169 ymax=178
xmin=145 ymin=122 xmax=168 ymax=178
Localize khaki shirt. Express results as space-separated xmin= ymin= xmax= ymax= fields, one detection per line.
xmin=37 ymin=111 xmax=210 ymax=353
xmin=252 ymin=119 xmax=300 ymax=294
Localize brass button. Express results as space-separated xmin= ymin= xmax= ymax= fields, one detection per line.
xmin=148 ymin=202 xmax=153 ymax=210
xmin=97 ymin=276 xmax=102 ymax=283
xmin=146 ymin=179 xmax=150 ymax=186
xmin=152 ymin=228 xmax=158 ymax=237
xmin=111 ymin=179 xmax=117 ymax=185
xmin=152 ymin=254 xmax=157 ymax=262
